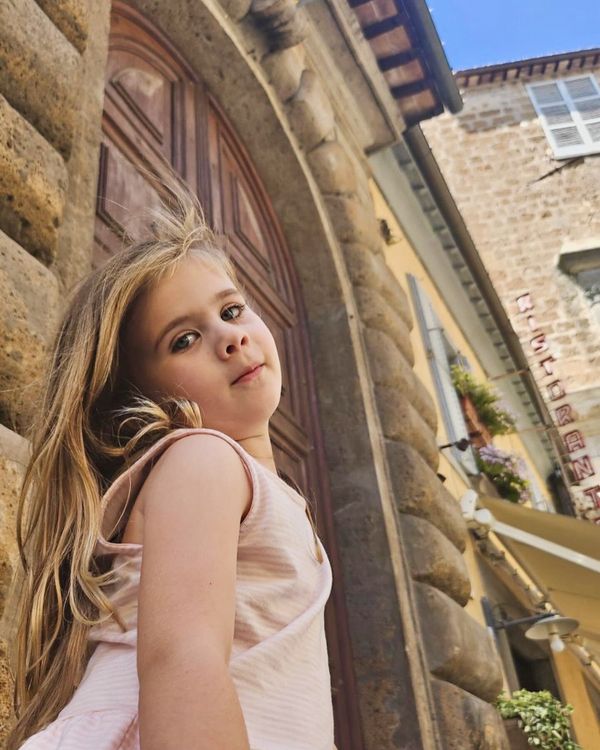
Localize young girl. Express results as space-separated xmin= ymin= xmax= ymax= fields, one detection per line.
xmin=8 ymin=192 xmax=336 ymax=750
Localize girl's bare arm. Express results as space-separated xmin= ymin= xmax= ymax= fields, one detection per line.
xmin=136 ymin=435 xmax=252 ymax=750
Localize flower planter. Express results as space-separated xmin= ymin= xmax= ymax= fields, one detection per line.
xmin=502 ymin=718 xmax=530 ymax=749
xmin=459 ymin=394 xmax=493 ymax=448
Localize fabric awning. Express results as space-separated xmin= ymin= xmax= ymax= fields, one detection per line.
xmin=480 ymin=497 xmax=600 ymax=643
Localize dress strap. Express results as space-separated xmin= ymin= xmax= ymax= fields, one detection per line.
xmin=95 ymin=428 xmax=258 ymax=556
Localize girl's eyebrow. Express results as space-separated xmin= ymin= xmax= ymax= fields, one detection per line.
xmin=154 ymin=287 xmax=240 ymax=350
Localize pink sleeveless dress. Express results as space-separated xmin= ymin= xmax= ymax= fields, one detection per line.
xmin=20 ymin=428 xmax=335 ymax=750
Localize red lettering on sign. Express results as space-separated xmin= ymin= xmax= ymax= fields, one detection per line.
xmin=572 ymin=455 xmax=595 ymax=482
xmin=516 ymin=293 xmax=534 ymax=313
xmin=526 ymin=315 xmax=540 ymax=332
xmin=583 ymin=486 xmax=600 ymax=508
xmin=539 ymin=356 xmax=556 ymax=376
xmin=530 ymin=333 xmax=548 ymax=353
xmin=547 ymin=381 xmax=566 ymax=401
xmin=555 ymin=404 xmax=575 ymax=426
xmin=564 ymin=430 xmax=586 ymax=453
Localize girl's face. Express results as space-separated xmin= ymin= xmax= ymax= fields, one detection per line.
xmin=122 ymin=255 xmax=282 ymax=440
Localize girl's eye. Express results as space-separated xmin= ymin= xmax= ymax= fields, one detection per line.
xmin=221 ymin=303 xmax=246 ymax=321
xmin=171 ymin=332 xmax=198 ymax=353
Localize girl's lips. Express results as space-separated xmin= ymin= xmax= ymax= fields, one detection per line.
xmin=232 ymin=363 xmax=264 ymax=385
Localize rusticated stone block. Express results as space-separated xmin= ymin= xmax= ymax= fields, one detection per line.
xmin=355 ymin=285 xmax=414 ymax=366
xmin=287 ymin=69 xmax=335 ymax=151
xmin=36 ymin=0 xmax=89 ymax=53
xmin=0 ymin=230 xmax=60 ymax=429
xmin=375 ymin=386 xmax=439 ymax=471
xmin=431 ymin=679 xmax=510 ymax=750
xmin=415 ymin=582 xmax=504 ymax=702
xmin=0 ymin=96 xmax=68 ymax=263
xmin=0 ymin=638 xmax=15 ymax=746
xmin=0 ymin=0 xmax=81 ymax=158
xmin=342 ymin=242 xmax=413 ymax=329
xmin=324 ymin=195 xmax=382 ymax=252
xmin=262 ymin=45 xmax=305 ymax=101
xmin=364 ymin=328 xmax=437 ymax=432
xmin=0 ymin=427 xmax=29 ymax=741
xmin=307 ymin=141 xmax=358 ymax=196
xmin=400 ymin=515 xmax=470 ymax=606
xmin=386 ymin=439 xmax=467 ymax=551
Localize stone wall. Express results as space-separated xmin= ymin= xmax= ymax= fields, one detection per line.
xmin=0 ymin=0 xmax=507 ymax=746
xmin=0 ymin=0 xmax=111 ymax=742
xmin=422 ymin=67 xmax=600 ymax=521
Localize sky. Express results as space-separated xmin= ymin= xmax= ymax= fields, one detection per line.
xmin=428 ymin=1 xmax=600 ymax=71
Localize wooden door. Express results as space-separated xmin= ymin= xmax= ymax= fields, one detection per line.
xmin=96 ymin=3 xmax=362 ymax=747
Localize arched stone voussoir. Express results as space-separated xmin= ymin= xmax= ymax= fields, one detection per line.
xmin=341 ymin=242 xmax=413 ymax=328
xmin=400 ymin=515 xmax=471 ymax=606
xmin=375 ymin=385 xmax=439 ymax=471
xmin=386 ymin=439 xmax=467 ymax=552
xmin=251 ymin=0 xmax=308 ymax=51
xmin=415 ymin=582 xmax=504 ymax=703
xmin=307 ymin=140 xmax=358 ymax=197
xmin=287 ymin=69 xmax=336 ymax=152
xmin=355 ymin=285 xmax=414 ymax=366
xmin=261 ymin=45 xmax=306 ymax=103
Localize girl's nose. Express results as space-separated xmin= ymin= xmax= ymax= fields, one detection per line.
xmin=217 ymin=326 xmax=249 ymax=358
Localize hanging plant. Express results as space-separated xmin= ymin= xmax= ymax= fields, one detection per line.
xmin=496 ymin=690 xmax=581 ymax=750
xmin=451 ymin=364 xmax=516 ymax=436
xmin=477 ymin=445 xmax=531 ymax=504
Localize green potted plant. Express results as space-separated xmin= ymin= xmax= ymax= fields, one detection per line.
xmin=496 ymin=690 xmax=581 ymax=749
xmin=451 ymin=364 xmax=516 ymax=444
xmin=477 ymin=445 xmax=531 ymax=503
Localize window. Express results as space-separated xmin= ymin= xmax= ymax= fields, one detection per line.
xmin=526 ymin=74 xmax=600 ymax=159
xmin=558 ymin=243 xmax=600 ymax=318
xmin=408 ymin=274 xmax=479 ymax=475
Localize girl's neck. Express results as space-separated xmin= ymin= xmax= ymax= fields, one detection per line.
xmin=236 ymin=431 xmax=277 ymax=474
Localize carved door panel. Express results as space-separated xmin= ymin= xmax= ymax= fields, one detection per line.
xmin=96 ymin=4 xmax=362 ymax=747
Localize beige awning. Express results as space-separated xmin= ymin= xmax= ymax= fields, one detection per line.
xmin=480 ymin=497 xmax=600 ymax=643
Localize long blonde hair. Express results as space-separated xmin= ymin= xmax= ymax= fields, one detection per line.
xmin=7 ymin=191 xmax=238 ymax=748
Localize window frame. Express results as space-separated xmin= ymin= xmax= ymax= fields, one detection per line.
xmin=526 ymin=73 xmax=600 ymax=159
xmin=408 ymin=274 xmax=479 ymax=476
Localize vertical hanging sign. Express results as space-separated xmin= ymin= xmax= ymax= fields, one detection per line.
xmin=516 ymin=292 xmax=599 ymax=523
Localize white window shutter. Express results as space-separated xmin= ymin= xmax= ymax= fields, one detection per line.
xmin=408 ymin=275 xmax=479 ymax=474
xmin=527 ymin=75 xmax=600 ymax=159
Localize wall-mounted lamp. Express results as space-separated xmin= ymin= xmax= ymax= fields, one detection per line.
xmin=482 ymin=598 xmax=578 ymax=653
xmin=439 ymin=437 xmax=472 ymax=452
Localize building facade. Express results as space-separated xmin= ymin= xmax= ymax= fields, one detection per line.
xmin=422 ymin=49 xmax=600 ymax=525
xmin=6 ymin=3 xmax=593 ymax=749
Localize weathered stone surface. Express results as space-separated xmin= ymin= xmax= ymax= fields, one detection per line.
xmin=0 ymin=427 xmax=28 ymax=746
xmin=416 ymin=582 xmax=504 ymax=702
xmin=364 ymin=327 xmax=438 ymax=432
xmin=0 ymin=230 xmax=60 ymax=429
xmin=0 ymin=638 xmax=15 ymax=746
xmin=324 ymin=195 xmax=382 ymax=252
xmin=51 ymin=0 xmax=109 ymax=291
xmin=251 ymin=0 xmax=308 ymax=50
xmin=355 ymin=285 xmax=414 ymax=366
xmin=375 ymin=386 xmax=439 ymax=471
xmin=287 ymin=69 xmax=335 ymax=151
xmin=386 ymin=439 xmax=467 ymax=551
xmin=36 ymin=0 xmax=89 ymax=53
xmin=307 ymin=140 xmax=358 ymax=196
xmin=0 ymin=96 xmax=68 ymax=263
xmin=261 ymin=45 xmax=305 ymax=101
xmin=0 ymin=0 xmax=81 ymax=158
xmin=400 ymin=515 xmax=471 ymax=606
xmin=432 ymin=679 xmax=510 ymax=750
xmin=342 ymin=242 xmax=413 ymax=329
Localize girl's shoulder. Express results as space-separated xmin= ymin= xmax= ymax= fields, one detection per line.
xmin=97 ymin=428 xmax=257 ymax=554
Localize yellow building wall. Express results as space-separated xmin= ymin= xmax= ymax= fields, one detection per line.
xmin=369 ymin=180 xmax=598 ymax=733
